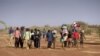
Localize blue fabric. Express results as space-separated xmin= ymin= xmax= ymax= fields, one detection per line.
xmin=46 ymin=32 xmax=53 ymax=41
xmin=9 ymin=28 xmax=14 ymax=34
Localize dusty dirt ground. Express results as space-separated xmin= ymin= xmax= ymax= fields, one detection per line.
xmin=0 ymin=31 xmax=100 ymax=56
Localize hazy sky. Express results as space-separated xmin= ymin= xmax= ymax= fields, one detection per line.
xmin=0 ymin=0 xmax=100 ymax=27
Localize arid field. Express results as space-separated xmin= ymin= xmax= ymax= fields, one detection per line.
xmin=0 ymin=31 xmax=100 ymax=56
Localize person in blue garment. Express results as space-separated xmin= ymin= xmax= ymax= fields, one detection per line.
xmin=46 ymin=30 xmax=54 ymax=49
xmin=8 ymin=27 xmax=14 ymax=46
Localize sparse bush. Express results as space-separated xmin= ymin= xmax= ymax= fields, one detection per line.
xmin=96 ymin=26 xmax=100 ymax=38
xmin=76 ymin=21 xmax=88 ymax=30
xmin=85 ymin=28 xmax=92 ymax=35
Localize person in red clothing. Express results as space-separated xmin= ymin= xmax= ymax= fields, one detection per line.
xmin=72 ymin=30 xmax=80 ymax=47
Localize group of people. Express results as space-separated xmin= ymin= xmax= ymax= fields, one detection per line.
xmin=8 ymin=22 xmax=85 ymax=50
xmin=60 ymin=22 xmax=85 ymax=48
xmin=8 ymin=27 xmax=42 ymax=49
xmin=60 ymin=27 xmax=85 ymax=48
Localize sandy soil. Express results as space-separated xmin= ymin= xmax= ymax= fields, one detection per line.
xmin=0 ymin=32 xmax=100 ymax=56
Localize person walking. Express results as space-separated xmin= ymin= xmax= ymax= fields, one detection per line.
xmin=34 ymin=28 xmax=41 ymax=48
xmin=72 ymin=30 xmax=80 ymax=48
xmin=30 ymin=29 xmax=34 ymax=48
xmin=24 ymin=28 xmax=31 ymax=49
xmin=52 ymin=29 xmax=57 ymax=49
xmin=60 ymin=25 xmax=68 ymax=48
xmin=8 ymin=27 xmax=14 ymax=47
xmin=19 ymin=26 xmax=25 ymax=48
xmin=14 ymin=27 xmax=21 ymax=48
xmin=46 ymin=30 xmax=53 ymax=49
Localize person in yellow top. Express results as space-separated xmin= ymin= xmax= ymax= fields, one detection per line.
xmin=24 ymin=28 xmax=31 ymax=49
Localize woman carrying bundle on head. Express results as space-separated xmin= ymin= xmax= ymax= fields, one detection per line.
xmin=60 ymin=24 xmax=68 ymax=48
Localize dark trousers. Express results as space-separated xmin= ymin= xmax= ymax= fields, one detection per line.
xmin=34 ymin=38 xmax=39 ymax=48
xmin=47 ymin=41 xmax=52 ymax=48
xmin=34 ymin=39 xmax=36 ymax=48
xmin=64 ymin=41 xmax=67 ymax=47
xmin=38 ymin=39 xmax=40 ymax=48
xmin=43 ymin=34 xmax=45 ymax=38
xmin=15 ymin=38 xmax=19 ymax=48
xmin=80 ymin=38 xmax=83 ymax=45
xmin=19 ymin=38 xmax=23 ymax=48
